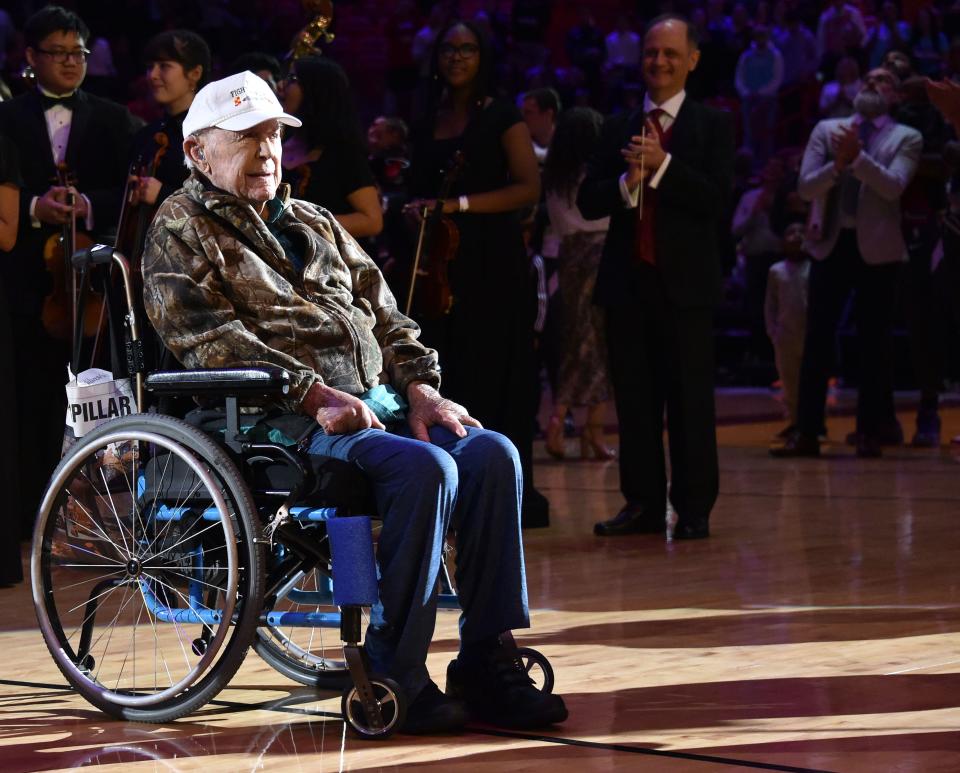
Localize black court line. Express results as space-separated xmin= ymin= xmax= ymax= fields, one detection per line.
xmin=0 ymin=676 xmax=837 ymax=773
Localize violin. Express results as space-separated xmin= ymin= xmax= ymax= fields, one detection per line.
xmin=41 ymin=164 xmax=96 ymax=341
xmin=405 ymin=152 xmax=465 ymax=320
xmin=115 ymin=130 xmax=170 ymax=278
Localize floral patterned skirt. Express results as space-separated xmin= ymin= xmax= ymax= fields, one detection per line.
xmin=554 ymin=231 xmax=610 ymax=407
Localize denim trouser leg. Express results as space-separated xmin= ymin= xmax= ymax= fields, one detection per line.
xmin=306 ymin=424 xmax=528 ymax=700
xmin=441 ymin=428 xmax=529 ymax=646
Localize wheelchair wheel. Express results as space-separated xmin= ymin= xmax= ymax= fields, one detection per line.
xmin=341 ymin=675 xmax=405 ymax=739
xmin=31 ymin=414 xmax=265 ymax=722
xmin=516 ymin=647 xmax=555 ymax=694
xmin=254 ymin=560 xmax=351 ymax=691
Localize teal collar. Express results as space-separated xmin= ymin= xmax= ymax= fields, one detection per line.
xmin=264 ymin=196 xmax=286 ymax=224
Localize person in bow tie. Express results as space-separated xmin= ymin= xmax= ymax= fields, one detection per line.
xmin=772 ymin=68 xmax=922 ymax=459
xmin=0 ymin=5 xmax=142 ymax=540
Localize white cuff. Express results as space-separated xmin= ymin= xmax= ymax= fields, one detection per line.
xmin=648 ymin=153 xmax=672 ymax=189
xmin=30 ymin=196 xmax=41 ymax=228
xmin=81 ymin=194 xmax=94 ymax=231
xmin=619 ymin=172 xmax=640 ymax=209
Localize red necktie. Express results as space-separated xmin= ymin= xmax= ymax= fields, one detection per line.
xmin=647 ymin=108 xmax=666 ymax=142
xmin=635 ymin=109 xmax=667 ymax=266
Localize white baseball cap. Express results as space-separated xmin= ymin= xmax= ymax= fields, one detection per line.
xmin=182 ymin=70 xmax=302 ymax=138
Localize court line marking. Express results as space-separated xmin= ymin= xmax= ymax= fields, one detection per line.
xmin=0 ymin=676 xmax=837 ymax=772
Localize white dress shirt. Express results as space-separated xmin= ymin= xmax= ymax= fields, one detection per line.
xmin=619 ymin=90 xmax=686 ymax=209
xmin=29 ymin=87 xmax=94 ymax=230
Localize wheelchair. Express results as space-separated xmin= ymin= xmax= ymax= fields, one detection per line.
xmin=31 ymin=245 xmax=554 ymax=739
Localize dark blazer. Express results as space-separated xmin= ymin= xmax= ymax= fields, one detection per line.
xmin=578 ymin=98 xmax=735 ymax=309
xmin=0 ymin=89 xmax=142 ymax=311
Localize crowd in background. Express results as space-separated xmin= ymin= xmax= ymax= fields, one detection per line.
xmin=4 ymin=0 xmax=960 ymax=447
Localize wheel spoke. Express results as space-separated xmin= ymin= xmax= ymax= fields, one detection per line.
xmin=62 ymin=489 xmax=128 ymax=560
xmin=35 ymin=421 xmax=255 ymax=715
xmin=94 ymin=465 xmax=133 ymax=557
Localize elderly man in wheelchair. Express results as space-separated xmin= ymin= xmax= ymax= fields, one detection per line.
xmin=96 ymin=71 xmax=564 ymax=736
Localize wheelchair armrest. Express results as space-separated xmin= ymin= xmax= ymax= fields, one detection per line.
xmin=145 ymin=367 xmax=291 ymax=396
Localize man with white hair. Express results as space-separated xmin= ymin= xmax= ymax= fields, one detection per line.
xmin=142 ymin=71 xmax=567 ymax=735
xmin=772 ymin=68 xmax=922 ymax=458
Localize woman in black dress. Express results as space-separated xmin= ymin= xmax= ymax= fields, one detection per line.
xmin=408 ymin=20 xmax=546 ymax=525
xmin=281 ymin=56 xmax=382 ymax=239
xmin=0 ymin=134 xmax=24 ymax=583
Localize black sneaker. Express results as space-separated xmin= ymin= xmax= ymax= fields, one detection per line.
xmin=401 ymin=680 xmax=467 ymax=735
xmin=446 ymin=646 xmax=568 ymax=729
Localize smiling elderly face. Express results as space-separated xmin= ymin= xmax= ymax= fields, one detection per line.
xmin=190 ymin=119 xmax=283 ymax=213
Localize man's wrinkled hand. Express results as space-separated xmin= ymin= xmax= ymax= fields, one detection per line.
xmin=302 ymin=383 xmax=385 ymax=435
xmin=406 ymin=382 xmax=481 ymax=443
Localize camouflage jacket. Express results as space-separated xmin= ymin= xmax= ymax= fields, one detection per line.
xmin=142 ymin=173 xmax=440 ymax=407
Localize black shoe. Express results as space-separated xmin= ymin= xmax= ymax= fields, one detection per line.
xmin=775 ymin=423 xmax=796 ymax=440
xmin=912 ymin=411 xmax=941 ymax=448
xmin=401 ymin=681 xmax=467 ymax=735
xmin=855 ymin=433 xmax=882 ymax=458
xmin=594 ymin=505 xmax=665 ymax=536
xmin=522 ymin=487 xmax=550 ymax=529
xmin=446 ymin=647 xmax=568 ymax=729
xmin=770 ymin=431 xmax=819 ymax=457
xmin=846 ymin=421 xmax=903 ymax=447
xmin=672 ymin=516 xmax=710 ymax=540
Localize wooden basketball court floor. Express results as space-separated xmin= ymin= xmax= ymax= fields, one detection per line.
xmin=2 ymin=404 xmax=960 ymax=772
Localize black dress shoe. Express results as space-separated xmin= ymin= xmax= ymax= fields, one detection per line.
xmin=401 ymin=681 xmax=467 ymax=734
xmin=446 ymin=648 xmax=568 ymax=729
xmin=521 ymin=487 xmax=550 ymax=529
xmin=855 ymin=434 xmax=882 ymax=458
xmin=769 ymin=431 xmax=819 ymax=457
xmin=594 ymin=505 xmax=665 ymax=536
xmin=672 ymin=517 xmax=710 ymax=540
xmin=846 ymin=421 xmax=903 ymax=447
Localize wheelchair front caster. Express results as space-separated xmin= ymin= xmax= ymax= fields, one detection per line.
xmin=516 ymin=647 xmax=555 ymax=694
xmin=341 ymin=675 xmax=406 ymax=739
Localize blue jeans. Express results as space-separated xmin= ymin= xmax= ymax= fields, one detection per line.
xmin=306 ymin=424 xmax=529 ymax=699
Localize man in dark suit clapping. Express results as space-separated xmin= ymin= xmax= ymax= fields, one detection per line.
xmin=578 ymin=14 xmax=734 ymax=540
xmin=0 ymin=5 xmax=141 ymax=537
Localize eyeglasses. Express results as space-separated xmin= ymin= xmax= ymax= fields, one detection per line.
xmin=35 ymin=47 xmax=90 ymax=64
xmin=438 ymin=43 xmax=479 ymax=59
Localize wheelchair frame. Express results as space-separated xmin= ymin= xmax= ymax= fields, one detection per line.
xmin=30 ymin=245 xmax=552 ymax=739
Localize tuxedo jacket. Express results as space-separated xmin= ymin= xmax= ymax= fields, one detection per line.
xmin=0 ymin=89 xmax=142 ymax=311
xmin=798 ymin=117 xmax=921 ymax=264
xmin=578 ymin=98 xmax=735 ymax=309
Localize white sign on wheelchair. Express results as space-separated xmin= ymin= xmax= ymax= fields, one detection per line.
xmin=65 ymin=367 xmax=137 ymax=438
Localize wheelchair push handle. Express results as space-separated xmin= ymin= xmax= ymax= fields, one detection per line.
xmin=71 ymin=243 xmax=119 ymax=270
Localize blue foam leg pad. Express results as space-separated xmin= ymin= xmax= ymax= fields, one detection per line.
xmin=326 ymin=515 xmax=379 ymax=607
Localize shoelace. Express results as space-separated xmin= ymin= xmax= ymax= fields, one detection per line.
xmin=491 ymin=649 xmax=535 ymax=689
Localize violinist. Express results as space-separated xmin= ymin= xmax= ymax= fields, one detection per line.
xmin=280 ymin=56 xmax=383 ymax=239
xmin=123 ymin=29 xmax=211 ymax=259
xmin=0 ymin=5 xmax=141 ymax=539
xmin=407 ymin=20 xmax=547 ymax=527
